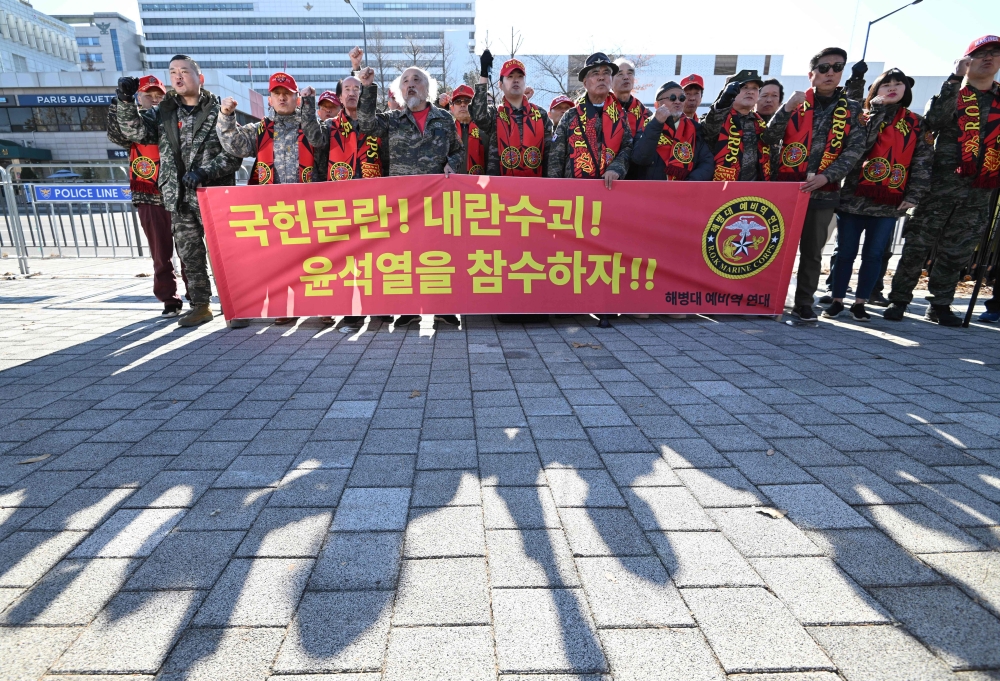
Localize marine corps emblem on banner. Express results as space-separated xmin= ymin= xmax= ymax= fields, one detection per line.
xmin=781 ymin=142 xmax=807 ymax=168
xmin=131 ymin=156 xmax=156 ymax=180
xmin=703 ymin=197 xmax=784 ymax=279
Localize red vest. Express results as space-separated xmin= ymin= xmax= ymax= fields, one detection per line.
xmin=250 ymin=118 xmax=316 ymax=185
xmin=128 ymin=143 xmax=161 ymax=195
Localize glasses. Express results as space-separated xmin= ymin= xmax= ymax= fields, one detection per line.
xmin=657 ymin=94 xmax=686 ymax=104
xmin=814 ymin=62 xmax=846 ymax=74
xmin=972 ymin=48 xmax=1000 ymax=59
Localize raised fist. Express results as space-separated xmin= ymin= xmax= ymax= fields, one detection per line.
xmin=480 ymin=49 xmax=494 ymax=78
xmin=349 ymin=46 xmax=364 ymax=70
xmin=220 ymin=97 xmax=238 ymax=115
xmin=438 ymin=92 xmax=451 ymax=107
xmin=716 ymin=80 xmax=742 ymax=109
xmin=117 ymin=76 xmax=139 ymax=102
xmin=954 ymin=56 xmax=972 ymax=78
xmin=358 ymin=67 xmax=375 ymax=87
xmin=850 ymin=59 xmax=868 ymax=80
xmin=298 ymin=86 xmax=315 ymax=98
xmin=654 ymin=103 xmax=671 ymax=123
xmin=524 ymin=86 xmax=534 ymax=100
xmin=784 ymin=90 xmax=807 ymax=112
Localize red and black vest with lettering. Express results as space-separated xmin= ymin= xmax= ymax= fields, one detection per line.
xmin=774 ymin=88 xmax=851 ymax=191
xmin=956 ymin=83 xmax=1000 ymax=189
xmin=457 ymin=120 xmax=485 ymax=174
xmin=712 ymin=110 xmax=771 ymax=182
xmin=327 ymin=114 xmax=384 ymax=181
xmin=128 ymin=142 xmax=161 ymax=195
xmin=249 ymin=118 xmax=315 ymax=185
xmin=569 ymin=95 xmax=626 ymax=179
xmin=496 ymin=99 xmax=547 ymax=176
xmin=854 ymin=106 xmax=921 ymax=205
xmin=622 ymin=95 xmax=650 ymax=138
xmin=651 ymin=115 xmax=699 ymax=181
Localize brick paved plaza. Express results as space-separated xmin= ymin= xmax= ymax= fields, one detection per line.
xmin=1 ymin=259 xmax=999 ymax=680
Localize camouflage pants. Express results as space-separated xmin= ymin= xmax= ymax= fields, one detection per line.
xmin=888 ymin=181 xmax=994 ymax=307
xmin=171 ymin=204 xmax=212 ymax=305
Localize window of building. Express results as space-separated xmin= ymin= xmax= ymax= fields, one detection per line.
xmin=0 ymin=109 xmax=10 ymax=133
xmin=81 ymin=106 xmax=109 ymax=131
xmin=76 ymin=36 xmax=101 ymax=46
xmin=141 ymin=3 xmax=254 ymax=9
xmin=7 ymin=108 xmax=35 ymax=132
xmin=714 ymin=55 xmax=737 ymax=75
xmin=110 ymin=28 xmax=123 ymax=70
xmin=675 ymin=55 xmax=682 ymax=75
xmin=145 ymin=30 xmax=442 ymax=40
xmin=12 ymin=54 xmax=29 ymax=72
xmin=80 ymin=53 xmax=104 ymax=63
xmin=143 ymin=16 xmax=471 ymax=25
xmin=0 ymin=107 xmax=108 ymax=133
xmin=363 ymin=3 xmax=472 ymax=9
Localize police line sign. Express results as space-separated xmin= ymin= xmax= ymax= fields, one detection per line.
xmin=29 ymin=184 xmax=131 ymax=203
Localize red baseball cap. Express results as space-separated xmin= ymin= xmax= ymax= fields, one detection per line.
xmin=318 ymin=91 xmax=341 ymax=106
xmin=680 ymin=74 xmax=704 ymax=90
xmin=549 ymin=95 xmax=574 ymax=111
xmin=966 ymin=35 xmax=1000 ymax=57
xmin=500 ymin=58 xmax=526 ymax=78
xmin=451 ymin=84 xmax=474 ymax=102
xmin=268 ymin=72 xmax=298 ymax=93
xmin=138 ymin=75 xmax=165 ymax=93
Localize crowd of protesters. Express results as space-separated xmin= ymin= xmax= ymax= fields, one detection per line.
xmin=108 ymin=34 xmax=1000 ymax=330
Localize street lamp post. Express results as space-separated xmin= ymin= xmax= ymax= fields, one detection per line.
xmin=344 ymin=0 xmax=367 ymax=63
xmin=862 ymin=0 xmax=924 ymax=60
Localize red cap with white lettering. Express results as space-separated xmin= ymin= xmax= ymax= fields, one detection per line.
xmin=965 ymin=35 xmax=1000 ymax=57
xmin=138 ymin=75 xmax=165 ymax=93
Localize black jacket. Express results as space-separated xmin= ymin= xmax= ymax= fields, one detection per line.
xmin=631 ymin=116 xmax=715 ymax=181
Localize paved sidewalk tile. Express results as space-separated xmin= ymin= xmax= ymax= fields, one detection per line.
xmin=858 ymin=504 xmax=984 ymax=553
xmin=193 ymin=557 xmax=313 ymax=626
xmin=492 ymin=588 xmax=607 ymax=674
xmin=807 ymin=624 xmax=956 ymax=681
xmin=0 ymin=625 xmax=83 ymax=681
xmin=574 ymin=556 xmax=694 ymax=627
xmin=404 ymin=505 xmax=486 ymax=557
xmin=760 ymin=484 xmax=872 ymax=530
xmin=157 ymin=627 xmax=285 ymax=681
xmin=675 ymin=468 xmax=764 ymax=507
xmin=384 ymin=626 xmax=495 ymax=681
xmin=600 ymin=628 xmax=724 ymax=681
xmin=649 ymin=531 xmax=763 ymax=587
xmin=625 ymin=486 xmax=716 ymax=531
xmin=806 ymin=529 xmax=944 ymax=587
xmin=487 ymin=528 xmax=579 ymax=588
xmin=919 ymin=552 xmax=1000 ymax=618
xmin=331 ymin=487 xmax=411 ymax=531
xmin=681 ymin=587 xmax=834 ymax=674
xmin=393 ymin=557 xmax=490 ymax=626
xmin=708 ymin=508 xmax=823 ymax=557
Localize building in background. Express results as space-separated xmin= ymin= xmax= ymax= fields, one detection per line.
xmin=138 ymin=0 xmax=476 ymax=96
xmin=54 ymin=12 xmax=144 ymax=72
xmin=520 ymin=53 xmax=943 ymax=115
xmin=0 ymin=69 xmax=259 ymax=170
xmin=0 ymin=0 xmax=78 ymax=73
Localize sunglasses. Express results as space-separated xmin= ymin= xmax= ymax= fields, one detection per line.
xmin=657 ymin=94 xmax=686 ymax=103
xmin=814 ymin=62 xmax=846 ymax=74
xmin=972 ymin=48 xmax=1000 ymax=59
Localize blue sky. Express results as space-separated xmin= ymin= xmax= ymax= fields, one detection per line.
xmin=34 ymin=0 xmax=999 ymax=76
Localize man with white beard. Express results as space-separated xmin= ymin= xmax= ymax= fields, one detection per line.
xmin=356 ymin=63 xmax=465 ymax=328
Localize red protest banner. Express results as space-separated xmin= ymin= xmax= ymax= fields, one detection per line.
xmin=199 ymin=176 xmax=809 ymax=319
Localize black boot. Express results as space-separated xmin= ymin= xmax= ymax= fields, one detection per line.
xmin=927 ymin=304 xmax=962 ymax=327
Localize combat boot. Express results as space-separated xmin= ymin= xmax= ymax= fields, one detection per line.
xmin=883 ymin=303 xmax=906 ymax=321
xmin=926 ymin=304 xmax=962 ymax=327
xmin=178 ymin=303 xmax=213 ymax=327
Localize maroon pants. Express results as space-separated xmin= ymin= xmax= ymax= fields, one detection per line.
xmin=137 ymin=202 xmax=187 ymax=309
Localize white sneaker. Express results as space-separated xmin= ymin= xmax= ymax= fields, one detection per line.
xmin=161 ymin=306 xmax=182 ymax=318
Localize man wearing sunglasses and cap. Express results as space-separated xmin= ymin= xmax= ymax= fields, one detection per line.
xmin=217 ymin=71 xmax=326 ymax=325
xmin=548 ymin=52 xmax=632 ymax=190
xmin=702 ymin=69 xmax=772 ymax=182
xmin=632 ymin=81 xmax=714 ymax=182
xmin=108 ymin=75 xmax=188 ymax=319
xmin=471 ymin=51 xmax=553 ymax=177
xmin=764 ymin=47 xmax=867 ymax=324
xmin=884 ymin=35 xmax=1000 ymax=326
xmin=449 ymin=84 xmax=486 ymax=175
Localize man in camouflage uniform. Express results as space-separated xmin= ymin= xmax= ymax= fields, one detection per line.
xmin=885 ymin=35 xmax=1000 ymax=326
xmin=763 ymin=47 xmax=868 ymax=323
xmin=107 ymin=74 xmax=188 ymax=317
xmin=470 ymin=50 xmax=553 ymax=177
xmin=115 ymin=55 xmax=243 ymax=327
xmin=217 ymin=71 xmax=325 ymax=326
xmin=703 ymin=69 xmax=769 ymax=181
xmin=356 ymin=62 xmax=464 ymax=328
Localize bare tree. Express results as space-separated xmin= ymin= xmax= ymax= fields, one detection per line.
xmin=435 ymin=33 xmax=456 ymax=94
xmin=367 ymin=28 xmax=395 ymax=108
xmin=526 ymin=54 xmax=580 ymax=99
xmin=500 ymin=27 xmax=523 ymax=60
xmin=81 ymin=53 xmax=98 ymax=71
xmin=399 ymin=36 xmax=428 ymax=70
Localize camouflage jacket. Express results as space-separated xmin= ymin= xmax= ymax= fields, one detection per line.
xmin=763 ymin=86 xmax=867 ymax=207
xmin=469 ymin=83 xmax=553 ymax=176
xmin=924 ymin=78 xmax=1000 ymax=177
xmin=217 ymin=96 xmax=323 ymax=184
xmin=115 ymin=88 xmax=243 ymax=213
xmin=838 ymin=102 xmax=935 ymax=218
xmin=356 ymin=85 xmax=464 ymax=176
xmin=547 ymin=102 xmax=633 ymax=179
xmin=106 ymin=103 xmax=162 ymax=206
xmin=701 ymin=107 xmax=766 ymax=181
